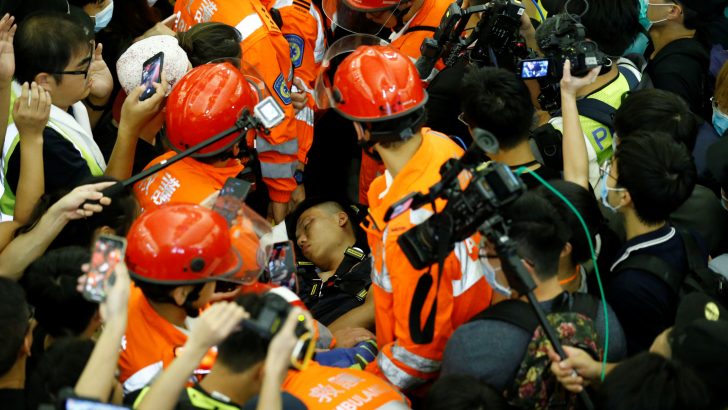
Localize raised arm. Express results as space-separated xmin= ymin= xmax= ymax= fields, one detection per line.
xmin=0 ymin=14 xmax=16 ymax=151
xmin=74 ymin=261 xmax=131 ymax=401
xmin=0 ymin=181 xmax=114 ymax=280
xmin=560 ymin=60 xmax=601 ymax=189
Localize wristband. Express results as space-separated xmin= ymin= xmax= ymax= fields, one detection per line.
xmin=84 ymin=97 xmax=108 ymax=111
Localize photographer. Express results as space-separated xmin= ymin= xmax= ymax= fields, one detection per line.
xmin=459 ymin=66 xmax=561 ymax=189
xmin=317 ymin=43 xmax=493 ymax=392
xmin=525 ymin=0 xmax=643 ymax=187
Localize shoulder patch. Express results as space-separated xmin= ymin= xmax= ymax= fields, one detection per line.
xmin=273 ymin=74 xmax=292 ymax=105
xmin=285 ymin=34 xmax=305 ymax=69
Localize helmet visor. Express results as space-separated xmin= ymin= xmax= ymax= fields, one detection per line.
xmin=323 ymin=0 xmax=401 ymax=35
xmin=225 ymin=204 xmax=275 ymax=285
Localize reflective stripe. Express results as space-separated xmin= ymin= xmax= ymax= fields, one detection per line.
xmin=235 ymin=13 xmax=264 ymax=40
xmin=372 ymin=228 xmax=393 ymax=292
xmin=310 ymin=5 xmax=326 ymax=63
xmin=259 ymin=161 xmax=296 ymax=179
xmin=378 ymin=352 xmax=426 ymax=390
xmin=452 ymin=238 xmax=484 ymax=297
xmin=391 ymin=344 xmax=441 ymax=373
xmin=272 ymin=0 xmax=294 ymax=7
xmin=409 ymin=207 xmax=433 ymax=225
xmin=256 ymin=137 xmax=299 ymax=155
xmin=123 ymin=361 xmax=163 ymax=394
xmin=295 ymin=106 xmax=314 ymax=127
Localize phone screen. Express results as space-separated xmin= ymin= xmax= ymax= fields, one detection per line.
xmin=83 ymin=234 xmax=127 ymax=303
xmin=521 ymin=59 xmax=550 ymax=79
xmin=66 ymin=398 xmax=130 ymax=410
xmin=267 ymin=241 xmax=298 ymax=292
xmin=212 ymin=178 xmax=252 ymax=226
xmin=140 ymin=52 xmax=164 ymax=101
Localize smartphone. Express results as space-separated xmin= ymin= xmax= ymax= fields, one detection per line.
xmin=520 ymin=58 xmax=550 ymax=79
xmin=65 ymin=398 xmax=130 ymax=410
xmin=139 ymin=52 xmax=164 ymax=101
xmin=83 ymin=234 xmax=127 ymax=303
xmin=267 ymin=241 xmax=298 ymax=292
xmin=212 ymin=178 xmax=252 ymax=226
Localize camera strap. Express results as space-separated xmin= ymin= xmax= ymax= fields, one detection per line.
xmin=409 ymin=211 xmax=453 ymax=344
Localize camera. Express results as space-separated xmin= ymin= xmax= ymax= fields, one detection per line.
xmin=243 ymin=292 xmax=308 ymax=340
xmin=385 ymin=130 xmax=525 ymax=270
xmin=525 ymin=13 xmax=609 ymax=111
xmin=416 ymin=0 xmax=528 ymax=78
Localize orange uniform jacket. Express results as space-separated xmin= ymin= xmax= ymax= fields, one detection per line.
xmin=175 ymin=0 xmax=300 ymax=202
xmin=264 ymin=0 xmax=326 ymax=164
xmin=363 ymin=129 xmax=493 ymax=391
xmin=133 ymin=150 xmax=243 ymax=214
xmin=284 ymin=362 xmax=409 ymax=408
xmin=358 ymin=0 xmax=450 ymax=204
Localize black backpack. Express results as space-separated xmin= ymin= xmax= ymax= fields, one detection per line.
xmin=612 ymin=228 xmax=728 ymax=308
xmin=470 ymin=293 xmax=602 ymax=410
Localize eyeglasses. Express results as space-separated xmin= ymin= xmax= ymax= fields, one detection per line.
xmin=51 ymin=55 xmax=92 ymax=79
xmin=598 ymin=161 xmax=619 ymax=184
xmin=458 ymin=113 xmax=469 ymax=126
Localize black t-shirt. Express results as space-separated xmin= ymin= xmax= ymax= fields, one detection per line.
xmin=305 ymin=257 xmax=373 ymax=326
xmin=0 ymin=388 xmax=25 ymax=410
xmin=647 ymin=38 xmax=710 ymax=120
xmin=7 ymin=126 xmax=93 ymax=197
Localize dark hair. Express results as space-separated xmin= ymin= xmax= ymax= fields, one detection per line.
xmin=615 ymin=131 xmax=696 ymax=225
xmin=14 ymin=11 xmax=92 ymax=84
xmin=425 ymin=375 xmax=514 ymax=410
xmin=67 ymin=0 xmax=96 ymax=6
xmin=15 ymin=176 xmax=139 ymax=250
xmin=597 ymin=352 xmax=712 ymax=410
xmin=26 ymin=337 xmax=95 ymax=409
xmin=561 ymin=0 xmax=641 ymax=56
xmin=537 ymin=180 xmax=604 ymax=266
xmin=20 ymin=247 xmax=98 ymax=338
xmin=507 ymin=191 xmax=572 ymax=281
xmin=0 ymin=278 xmax=30 ymax=375
xmin=216 ymin=293 xmax=270 ymax=373
xmin=675 ymin=0 xmax=728 ymax=49
xmin=134 ymin=280 xmax=206 ymax=318
xmin=460 ymin=67 xmax=534 ymax=149
xmin=614 ymin=89 xmax=700 ymax=152
xmin=177 ymin=22 xmax=243 ymax=67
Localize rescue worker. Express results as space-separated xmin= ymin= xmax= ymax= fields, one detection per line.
xmin=316 ymin=42 xmax=493 ymax=392
xmin=118 ymin=203 xmax=242 ymax=395
xmin=174 ymin=0 xmax=309 ymax=221
xmin=323 ymin=0 xmax=451 ymax=204
xmin=133 ymin=63 xmax=261 ymax=213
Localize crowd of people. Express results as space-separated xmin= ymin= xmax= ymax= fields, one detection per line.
xmin=0 ymin=0 xmax=727 ymax=409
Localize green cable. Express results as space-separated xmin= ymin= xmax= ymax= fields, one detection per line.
xmin=514 ymin=167 xmax=609 ymax=381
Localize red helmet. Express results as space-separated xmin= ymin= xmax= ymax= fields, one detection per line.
xmin=330 ymin=45 xmax=427 ymax=122
xmin=165 ymin=63 xmax=259 ymax=158
xmin=126 ymin=204 xmax=242 ymax=285
xmin=322 ymin=0 xmax=401 ymax=35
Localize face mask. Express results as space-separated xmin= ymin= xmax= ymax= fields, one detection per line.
xmin=639 ymin=0 xmax=653 ymax=31
xmin=600 ymin=173 xmax=626 ymax=213
xmin=713 ymin=106 xmax=728 ymax=137
xmin=93 ymin=1 xmax=114 ymax=32
xmin=647 ymin=2 xmax=674 ymax=27
xmin=482 ymin=258 xmax=512 ymax=297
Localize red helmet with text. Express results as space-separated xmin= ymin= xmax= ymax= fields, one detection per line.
xmin=165 ymin=63 xmax=260 ymax=158
xmin=126 ymin=204 xmax=242 ymax=285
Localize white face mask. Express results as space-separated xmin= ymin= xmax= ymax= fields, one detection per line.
xmin=482 ymin=257 xmax=512 ymax=297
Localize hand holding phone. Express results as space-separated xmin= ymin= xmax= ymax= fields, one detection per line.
xmin=212 ymin=178 xmax=252 ymax=226
xmin=139 ymin=52 xmax=164 ymax=101
xmin=83 ymin=234 xmax=127 ymax=303
xmin=265 ymin=241 xmax=298 ymax=292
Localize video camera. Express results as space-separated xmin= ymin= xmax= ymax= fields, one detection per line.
xmin=519 ymin=13 xmax=608 ymax=112
xmin=416 ymin=0 xmax=529 ymax=79
xmin=384 ymin=129 xmax=526 ymax=269
xmin=243 ymin=292 xmax=315 ymax=369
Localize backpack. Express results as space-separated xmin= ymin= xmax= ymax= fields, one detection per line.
xmin=470 ymin=293 xmax=602 ymax=410
xmin=531 ymin=58 xmax=651 ymax=172
xmin=612 ymin=228 xmax=728 ymax=308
